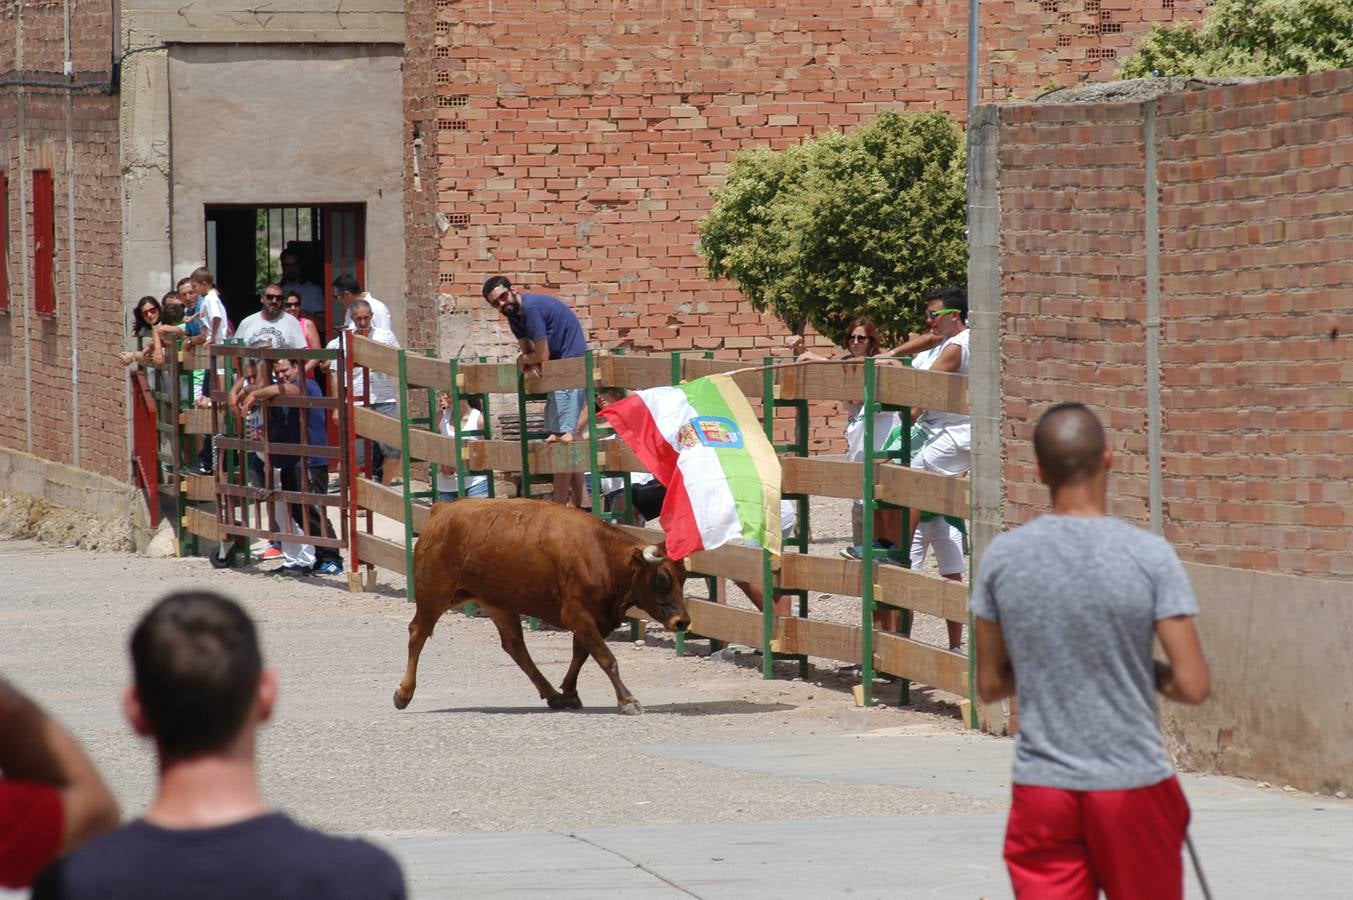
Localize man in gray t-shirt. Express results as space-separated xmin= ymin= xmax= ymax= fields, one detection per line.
xmin=973 ymin=403 xmax=1210 ymax=900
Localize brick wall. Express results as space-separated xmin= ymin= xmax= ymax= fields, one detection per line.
xmin=0 ymin=1 xmax=125 ymax=481
xmin=994 ymin=70 xmax=1353 ymax=579
xmin=408 ymin=0 xmax=1208 ymax=450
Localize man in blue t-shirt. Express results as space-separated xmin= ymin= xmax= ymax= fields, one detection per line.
xmin=483 ymin=275 xmax=589 ymax=505
xmin=33 ymin=591 xmax=405 ymax=900
xmin=972 ymin=403 xmax=1211 ymax=900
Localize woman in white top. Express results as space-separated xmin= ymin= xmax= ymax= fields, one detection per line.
xmin=435 ymin=394 xmax=490 ymax=501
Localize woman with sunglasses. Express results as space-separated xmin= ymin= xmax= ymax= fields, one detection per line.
xmin=117 ymin=296 xmax=165 ymax=367
xmin=282 ymin=291 xmax=324 ymax=377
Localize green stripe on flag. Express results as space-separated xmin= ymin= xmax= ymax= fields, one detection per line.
xmin=691 ymin=374 xmax=782 ymax=557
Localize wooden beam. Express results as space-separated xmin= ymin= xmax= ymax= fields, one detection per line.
xmin=528 ymin=356 xmax=589 ymax=393
xmin=463 ymin=439 xmax=592 ymax=474
xmin=353 ymin=405 xmax=402 ymax=446
xmin=181 ymin=343 xmax=212 ymax=371
xmin=684 ymin=597 xmax=765 ymax=647
xmin=776 ymin=616 xmax=862 ymax=664
xmin=873 ymin=633 xmax=968 ymax=697
xmin=458 ymin=361 xmax=519 ymax=395
xmin=355 ymin=531 xmax=406 ymax=574
xmin=350 ymin=334 xmax=400 ymax=376
xmin=182 ymin=473 xmax=215 ymax=502
xmin=181 ymin=507 xmax=221 ymax=543
xmin=876 ymin=366 xmax=968 ymax=416
xmin=681 ymin=357 xmax=765 ymax=397
xmin=877 ymin=566 xmax=969 ymax=623
xmin=180 ymin=409 xmax=212 ymax=435
xmin=876 ymin=465 xmax=969 ymax=519
xmin=687 ymin=541 xmax=773 ymax=583
xmin=404 ymin=353 xmax=453 ymax=392
xmin=354 ymin=479 xmax=432 ymax=532
xmin=782 ymin=457 xmax=861 ymax=500
xmin=598 ymin=354 xmax=671 ymax=389
xmin=406 ymin=428 xmax=460 ymax=469
xmin=778 ymin=359 xmax=865 ymax=403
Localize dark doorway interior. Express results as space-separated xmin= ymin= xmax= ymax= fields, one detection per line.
xmin=205 ymin=204 xmax=365 ymax=340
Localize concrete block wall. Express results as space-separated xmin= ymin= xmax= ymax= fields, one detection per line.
xmin=993 ymin=70 xmax=1353 ymax=580
xmin=0 ymin=1 xmax=125 ymax=481
xmin=408 ymin=0 xmax=1208 ymax=449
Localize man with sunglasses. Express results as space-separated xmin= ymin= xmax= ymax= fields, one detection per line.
xmin=482 ymin=275 xmax=589 ymax=505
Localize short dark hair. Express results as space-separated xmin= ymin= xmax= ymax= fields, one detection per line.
xmin=332 ymin=273 xmax=361 ymax=295
xmin=130 ymin=591 xmax=263 ymax=760
xmin=482 ymin=275 xmax=512 ymax=300
xmin=1033 ymin=403 xmax=1107 ymax=489
xmin=189 ymin=266 xmax=215 ymax=288
xmin=923 ymin=286 xmax=967 ymax=320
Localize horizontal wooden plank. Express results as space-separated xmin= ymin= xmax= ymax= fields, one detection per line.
xmin=687 ymin=541 xmax=775 ymax=583
xmin=776 ymin=616 xmax=862 ymax=664
xmin=876 ymin=465 xmax=969 ymax=519
xmin=180 ymin=408 xmax=213 ymax=434
xmin=181 ymin=343 xmax=213 ymax=371
xmin=349 ymin=334 xmax=401 ymax=376
xmin=353 ymin=404 xmax=403 ymax=446
xmin=685 ymin=596 xmax=765 ymax=648
xmin=458 ymin=361 xmax=520 ymax=395
xmin=182 ymin=473 xmax=215 ymax=502
xmin=214 ymin=437 xmax=341 ymax=461
xmin=404 ymin=353 xmax=454 ymax=392
xmin=873 ymin=632 xmax=968 ymax=697
xmin=780 ymin=552 xmax=864 ymax=597
xmin=463 ymin=439 xmax=592 ymax=475
xmin=182 ymin=506 xmax=222 ymax=543
xmin=355 ymin=479 xmax=431 ymax=532
xmin=778 ymin=358 xmax=868 ymax=403
xmin=602 ymin=442 xmax=653 ymax=475
xmin=355 ymin=531 xmax=406 ymax=574
xmin=876 ymin=566 xmax=969 ymax=623
xmin=681 ymin=357 xmax=766 ymax=398
xmin=214 ymin=481 xmax=345 ymax=508
xmin=529 ymin=355 xmax=589 ymax=393
xmin=782 ymin=457 xmax=860 ymax=500
xmin=598 ymin=354 xmax=672 ymax=390
xmin=876 ymin=365 xmax=969 ymax=416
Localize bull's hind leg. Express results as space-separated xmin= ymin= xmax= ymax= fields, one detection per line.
xmin=563 ymin=615 xmax=642 ymax=715
xmin=483 ymin=608 xmax=567 ymax=709
xmin=393 ymin=591 xmax=460 ymax=710
xmin=553 ymin=637 xmax=589 ymax=710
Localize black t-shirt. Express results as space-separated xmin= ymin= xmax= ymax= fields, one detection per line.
xmin=33 ymin=812 xmax=405 ymax=900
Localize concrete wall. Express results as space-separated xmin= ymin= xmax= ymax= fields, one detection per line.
xmin=0 ymin=446 xmax=151 ymax=545
xmin=407 ymin=0 xmax=1210 ymax=448
xmin=969 ymin=71 xmax=1353 ymax=789
xmin=165 ymin=43 xmax=407 ymax=335
xmin=0 ymin=0 xmax=126 ymax=480
xmin=120 ymin=2 xmax=406 ymax=333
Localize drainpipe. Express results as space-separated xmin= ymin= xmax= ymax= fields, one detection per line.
xmin=65 ymin=0 xmax=81 ymax=466
xmin=16 ymin=3 xmax=34 ymax=453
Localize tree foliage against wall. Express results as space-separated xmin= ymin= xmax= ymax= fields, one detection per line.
xmin=698 ymin=111 xmax=967 ymax=344
xmin=1119 ymin=0 xmax=1353 ymax=78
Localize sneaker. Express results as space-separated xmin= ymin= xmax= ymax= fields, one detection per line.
xmin=276 ymin=564 xmax=311 ymax=576
xmin=839 ymin=539 xmax=897 ymax=561
xmin=837 ymin=664 xmax=863 ymax=677
xmin=315 ymin=560 xmax=343 ymax=576
xmin=259 ymin=545 xmax=284 ymax=561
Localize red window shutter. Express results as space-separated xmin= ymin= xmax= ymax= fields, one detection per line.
xmin=0 ymin=172 xmax=9 ymax=312
xmin=32 ymin=169 xmax=55 ymax=317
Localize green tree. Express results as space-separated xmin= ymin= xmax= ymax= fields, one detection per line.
xmin=698 ymin=111 xmax=967 ymax=344
xmin=1119 ymin=0 xmax=1353 ymax=78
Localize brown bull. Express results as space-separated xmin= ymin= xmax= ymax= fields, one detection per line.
xmin=393 ymin=499 xmax=690 ymax=715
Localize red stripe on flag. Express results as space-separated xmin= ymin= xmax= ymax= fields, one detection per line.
xmin=598 ymin=394 xmax=705 ymax=560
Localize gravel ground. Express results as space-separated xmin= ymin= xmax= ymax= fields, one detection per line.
xmin=0 ymin=509 xmax=982 ymax=841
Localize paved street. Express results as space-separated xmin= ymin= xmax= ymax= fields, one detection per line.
xmin=2 ymin=540 xmax=1349 ymax=898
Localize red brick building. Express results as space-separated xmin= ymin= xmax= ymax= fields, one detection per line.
xmin=406 ymin=0 xmax=1211 ymax=370
xmin=0 ymin=0 xmax=123 ymax=479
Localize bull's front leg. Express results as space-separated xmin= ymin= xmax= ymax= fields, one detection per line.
xmin=483 ymin=607 xmax=566 ymax=708
xmin=564 ymin=615 xmax=642 ymax=715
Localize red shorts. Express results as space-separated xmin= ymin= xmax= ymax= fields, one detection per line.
xmin=1003 ymin=776 xmax=1189 ymax=900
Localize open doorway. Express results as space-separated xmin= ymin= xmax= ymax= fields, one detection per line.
xmin=205 ymin=204 xmax=365 ymax=340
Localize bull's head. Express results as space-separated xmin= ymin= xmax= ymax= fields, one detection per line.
xmin=629 ymin=542 xmax=690 ymax=633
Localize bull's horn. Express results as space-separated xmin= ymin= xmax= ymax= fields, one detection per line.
xmin=642 ymin=544 xmax=665 ymax=564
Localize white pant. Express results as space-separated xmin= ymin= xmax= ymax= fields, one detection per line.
xmin=910 ymin=423 xmax=971 ymax=477
xmin=274 ymin=496 xmax=315 ymax=569
xmin=910 ymin=517 xmax=965 ymax=576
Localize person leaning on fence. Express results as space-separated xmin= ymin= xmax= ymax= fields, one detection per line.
xmin=239 ymin=359 xmax=341 ymax=576
xmin=904 ymin=286 xmax=971 ymax=651
xmin=973 ymin=403 xmax=1210 ymax=900
xmin=282 ymin=291 xmax=325 ymax=378
xmin=0 ymin=678 xmax=119 ymax=890
xmin=435 ymin=393 xmax=489 ymax=501
xmin=483 ymin=275 xmax=590 ymax=506
xmin=118 ymin=296 xmax=163 ymax=368
xmin=32 ymin=591 xmax=406 ymax=900
xmin=326 ymin=299 xmax=403 ymax=485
